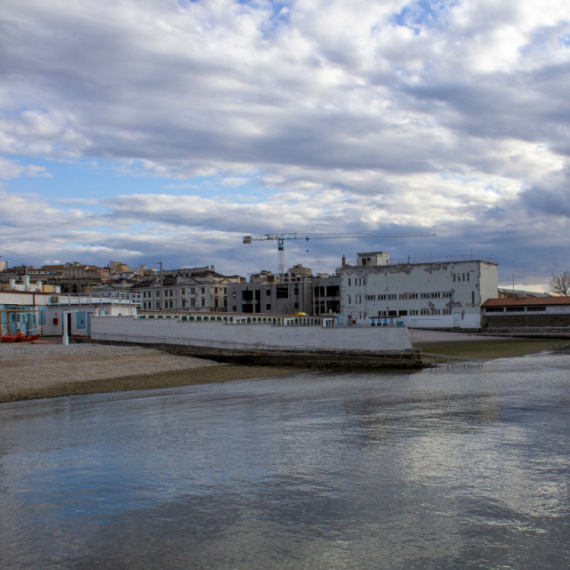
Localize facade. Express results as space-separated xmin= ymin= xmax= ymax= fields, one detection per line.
xmin=340 ymin=252 xmax=498 ymax=329
xmin=133 ymin=270 xmax=243 ymax=312
xmin=228 ymin=279 xmax=314 ymax=314
xmin=227 ymin=265 xmax=341 ymax=315
xmin=482 ymin=296 xmax=570 ymax=328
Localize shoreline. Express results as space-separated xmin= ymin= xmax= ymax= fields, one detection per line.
xmin=2 ymin=334 xmax=567 ymax=404
xmin=0 ymin=364 xmax=299 ymax=404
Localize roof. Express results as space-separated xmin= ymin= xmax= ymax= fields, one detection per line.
xmin=482 ymin=296 xmax=570 ymax=307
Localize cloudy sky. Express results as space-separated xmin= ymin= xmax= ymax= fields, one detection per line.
xmin=1 ymin=0 xmax=569 ymax=288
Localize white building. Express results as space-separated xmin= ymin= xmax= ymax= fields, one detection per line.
xmin=1 ymin=290 xmax=139 ymax=338
xmin=340 ymin=252 xmax=498 ymax=329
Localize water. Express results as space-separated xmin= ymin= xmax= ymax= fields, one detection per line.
xmin=1 ymin=352 xmax=570 ymax=569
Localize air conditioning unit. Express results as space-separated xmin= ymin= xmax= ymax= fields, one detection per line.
xmin=51 ymin=296 xmax=59 ymax=303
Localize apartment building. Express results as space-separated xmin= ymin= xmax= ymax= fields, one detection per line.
xmin=134 ymin=269 xmax=243 ymax=312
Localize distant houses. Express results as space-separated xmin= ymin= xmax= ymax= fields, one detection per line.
xmin=2 ymin=251 xmax=568 ymax=334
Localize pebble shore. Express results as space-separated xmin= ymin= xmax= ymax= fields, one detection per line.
xmin=0 ymin=343 xmax=296 ymax=403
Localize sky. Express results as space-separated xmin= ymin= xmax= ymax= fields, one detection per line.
xmin=1 ymin=0 xmax=569 ymax=289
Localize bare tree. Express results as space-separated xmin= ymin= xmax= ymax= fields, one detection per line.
xmin=549 ymin=270 xmax=570 ymax=296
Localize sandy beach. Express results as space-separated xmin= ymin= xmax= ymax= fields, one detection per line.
xmin=0 ymin=342 xmax=297 ymax=403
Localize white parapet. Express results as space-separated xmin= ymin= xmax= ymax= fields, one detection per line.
xmin=91 ymin=316 xmax=412 ymax=353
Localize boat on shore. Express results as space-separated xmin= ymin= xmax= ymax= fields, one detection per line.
xmin=1 ymin=331 xmax=42 ymax=343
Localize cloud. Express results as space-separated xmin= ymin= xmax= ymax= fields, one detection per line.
xmin=0 ymin=157 xmax=51 ymax=180
xmin=0 ymin=0 xmax=569 ymax=285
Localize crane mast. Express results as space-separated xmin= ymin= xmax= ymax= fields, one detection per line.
xmin=243 ymin=232 xmax=435 ymax=280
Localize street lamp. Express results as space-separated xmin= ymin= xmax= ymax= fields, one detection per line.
xmin=154 ymin=261 xmax=163 ymax=310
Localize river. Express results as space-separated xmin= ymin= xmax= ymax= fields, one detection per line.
xmin=1 ymin=352 xmax=569 ymax=569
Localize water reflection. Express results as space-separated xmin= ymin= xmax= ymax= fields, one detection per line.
xmin=1 ymin=353 xmax=570 ymax=569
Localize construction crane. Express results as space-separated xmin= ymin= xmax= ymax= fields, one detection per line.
xmin=243 ymin=232 xmax=435 ymax=279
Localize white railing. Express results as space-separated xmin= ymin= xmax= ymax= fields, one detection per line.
xmin=48 ymin=292 xmax=142 ymax=306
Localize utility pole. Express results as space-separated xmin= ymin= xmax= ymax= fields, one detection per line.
xmin=155 ymin=261 xmax=164 ymax=310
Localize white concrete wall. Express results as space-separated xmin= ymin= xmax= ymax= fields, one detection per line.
xmin=341 ymin=260 xmax=498 ymax=329
xmin=92 ymin=316 xmax=412 ymax=352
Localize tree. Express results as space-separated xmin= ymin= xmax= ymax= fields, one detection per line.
xmin=549 ymin=270 xmax=570 ymax=296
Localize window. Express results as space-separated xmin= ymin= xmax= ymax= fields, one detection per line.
xmin=348 ymin=278 xmax=351 ymax=286
xmin=388 ymin=294 xmax=396 ymax=300
xmin=276 ymin=286 xmax=289 ymax=299
xmin=266 ymin=304 xmax=271 ymax=310
xmin=409 ymin=310 xmax=418 ymax=316
xmin=421 ymin=309 xmax=430 ymax=315
xmin=442 ymin=309 xmax=451 ymax=315
xmin=527 ymin=306 xmax=546 ymax=312
xmin=379 ymin=294 xmax=387 ymax=300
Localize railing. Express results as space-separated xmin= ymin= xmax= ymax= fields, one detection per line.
xmin=48 ymin=292 xmax=142 ymax=306
xmin=345 ymin=253 xmax=497 ymax=267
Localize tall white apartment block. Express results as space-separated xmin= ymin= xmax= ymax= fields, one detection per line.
xmin=340 ymin=252 xmax=498 ymax=329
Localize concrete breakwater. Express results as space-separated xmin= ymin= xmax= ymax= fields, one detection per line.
xmin=91 ymin=316 xmax=421 ymax=368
